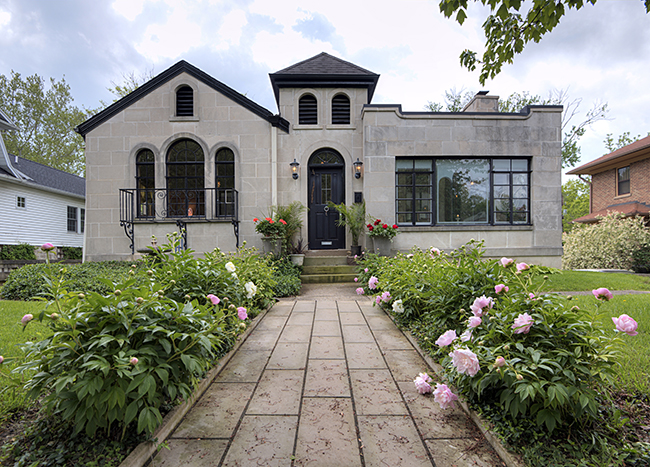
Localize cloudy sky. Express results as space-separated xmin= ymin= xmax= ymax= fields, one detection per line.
xmin=1 ymin=0 xmax=649 ymax=173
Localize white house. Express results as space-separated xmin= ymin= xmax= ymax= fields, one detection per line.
xmin=0 ymin=108 xmax=86 ymax=250
xmin=76 ymin=53 xmax=563 ymax=266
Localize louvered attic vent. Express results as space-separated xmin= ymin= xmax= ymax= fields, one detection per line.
xmin=176 ymin=86 xmax=194 ymax=116
xmin=331 ymin=94 xmax=350 ymax=125
xmin=299 ymin=95 xmax=317 ymax=125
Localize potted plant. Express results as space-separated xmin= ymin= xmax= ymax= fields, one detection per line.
xmin=272 ymin=202 xmax=307 ymax=255
xmin=366 ymin=217 xmax=399 ymax=256
xmin=328 ymin=200 xmax=366 ymax=256
xmin=254 ymin=217 xmax=286 ymax=256
xmin=289 ymin=238 xmax=308 ymax=266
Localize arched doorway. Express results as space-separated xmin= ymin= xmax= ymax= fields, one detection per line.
xmin=308 ymin=148 xmax=345 ymax=249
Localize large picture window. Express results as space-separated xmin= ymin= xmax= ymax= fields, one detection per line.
xmin=396 ymin=157 xmax=530 ymax=226
xmin=166 ymin=139 xmax=205 ymax=217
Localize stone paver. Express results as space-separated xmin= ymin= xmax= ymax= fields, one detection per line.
xmin=151 ymin=286 xmax=503 ymax=467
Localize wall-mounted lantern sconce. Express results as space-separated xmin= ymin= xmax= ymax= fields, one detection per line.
xmin=290 ymin=159 xmax=300 ymax=180
xmin=353 ymin=158 xmax=363 ymax=179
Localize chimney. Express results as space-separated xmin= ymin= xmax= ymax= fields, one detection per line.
xmin=462 ymin=91 xmax=499 ymax=113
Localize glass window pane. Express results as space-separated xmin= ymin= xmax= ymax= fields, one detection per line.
xmin=398 ymin=212 xmax=412 ymax=224
xmin=495 ymin=212 xmax=511 ymax=223
xmin=513 ymin=174 xmax=528 ymax=185
xmin=494 ymin=173 xmax=509 ymax=185
xmin=397 ymin=186 xmax=412 ymax=199
xmin=513 ymin=186 xmax=528 ymax=198
xmin=436 ymin=159 xmax=489 ymax=224
xmin=415 ymin=200 xmax=431 ymax=212
xmin=494 ymin=198 xmax=511 ymax=212
xmin=415 ymin=185 xmax=431 ymax=199
xmin=513 ymin=199 xmax=528 ymax=211
xmin=493 ymin=159 xmax=510 ymax=172
xmin=416 ymin=213 xmax=431 ymax=223
xmin=513 ymin=212 xmax=528 ymax=223
xmin=398 ymin=200 xmax=412 ymax=212
xmin=512 ymin=159 xmax=528 ymax=171
xmin=619 ymin=180 xmax=630 ymax=195
xmin=415 ymin=173 xmax=431 ymax=185
xmin=414 ymin=159 xmax=432 ymax=171
xmin=396 ymin=159 xmax=413 ymax=172
xmin=618 ymin=166 xmax=630 ymax=182
xmin=397 ymin=173 xmax=412 ymax=185
xmin=493 ymin=185 xmax=510 ymax=198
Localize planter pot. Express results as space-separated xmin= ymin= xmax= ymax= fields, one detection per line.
xmin=372 ymin=237 xmax=393 ymax=256
xmin=289 ymin=254 xmax=305 ymax=266
xmin=261 ymin=237 xmax=282 ymax=256
xmin=350 ymin=245 xmax=362 ymax=257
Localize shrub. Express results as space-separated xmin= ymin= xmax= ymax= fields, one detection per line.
xmin=0 ymin=243 xmax=36 ymax=260
xmin=562 ymin=213 xmax=650 ymax=270
xmin=270 ymin=256 xmax=302 ymax=297
xmin=61 ymin=246 xmax=83 ymax=260
xmin=632 ymin=243 xmax=650 ymax=273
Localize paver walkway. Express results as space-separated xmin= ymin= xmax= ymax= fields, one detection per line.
xmin=151 ymin=284 xmax=503 ymax=466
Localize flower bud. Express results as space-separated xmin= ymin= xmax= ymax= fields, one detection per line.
xmin=136 ymin=297 xmax=144 ymax=304
xmin=50 ymin=313 xmax=59 ymax=320
xmin=184 ymin=294 xmax=191 ymax=301
xmin=130 ymin=357 xmax=138 ymax=365
xmin=229 ymin=304 xmax=236 ymax=310
xmin=566 ymin=295 xmax=573 ymax=300
xmin=223 ymin=297 xmax=230 ymax=302
xmin=493 ymin=356 xmax=506 ymax=368
xmin=167 ymin=270 xmax=172 ymax=275
xmin=516 ymin=374 xmax=523 ymax=381
xmin=503 ymin=344 xmax=510 ymax=351
xmin=239 ymin=322 xmax=246 ymax=329
xmin=21 ymin=314 xmax=33 ymax=326
xmin=0 ymin=356 xmax=4 ymax=364
xmin=114 ymin=290 xmax=121 ymax=296
xmin=78 ymin=293 xmax=85 ymax=299
xmin=59 ymin=268 xmax=65 ymax=274
xmin=131 ymin=264 xmax=137 ymax=268
xmin=129 ymin=270 xmax=135 ymax=275
xmin=571 ymin=306 xmax=580 ymax=311
xmin=147 ymin=270 xmax=153 ymax=275
xmin=158 ymin=290 xmax=164 ymax=296
xmin=170 ymin=280 xmax=176 ymax=285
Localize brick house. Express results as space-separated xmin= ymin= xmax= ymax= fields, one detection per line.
xmin=76 ymin=53 xmax=564 ymax=266
xmin=567 ymin=135 xmax=650 ymax=223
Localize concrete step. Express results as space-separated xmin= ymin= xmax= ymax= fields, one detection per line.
xmin=301 ymin=273 xmax=358 ymax=284
xmin=302 ymin=265 xmax=357 ymax=275
xmin=303 ymin=256 xmax=350 ymax=267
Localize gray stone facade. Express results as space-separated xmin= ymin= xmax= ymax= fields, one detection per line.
xmin=79 ymin=54 xmax=563 ymax=266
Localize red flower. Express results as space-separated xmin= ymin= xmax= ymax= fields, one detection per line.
xmin=392 ymin=224 xmax=398 ymax=229
xmin=279 ymin=219 xmax=287 ymax=225
xmin=382 ymin=224 xmax=388 ymax=229
xmin=269 ymin=220 xmax=274 ymax=224
xmin=253 ymin=218 xmax=259 ymax=222
xmin=367 ymin=224 xmax=372 ymax=228
xmin=368 ymin=226 xmax=374 ymax=231
xmin=374 ymin=219 xmax=381 ymax=226
xmin=265 ymin=217 xmax=272 ymax=221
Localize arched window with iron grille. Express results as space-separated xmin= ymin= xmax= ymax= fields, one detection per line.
xmin=166 ymin=139 xmax=204 ymax=217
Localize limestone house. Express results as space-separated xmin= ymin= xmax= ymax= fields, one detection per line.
xmin=76 ymin=53 xmax=563 ymax=267
xmin=567 ymin=134 xmax=650 ymax=224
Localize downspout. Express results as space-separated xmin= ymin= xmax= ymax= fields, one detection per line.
xmin=271 ymin=125 xmax=278 ymax=207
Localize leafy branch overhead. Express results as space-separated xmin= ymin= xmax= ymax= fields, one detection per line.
xmin=439 ymin=0 xmax=650 ymax=85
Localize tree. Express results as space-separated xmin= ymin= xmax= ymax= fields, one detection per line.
xmin=0 ymin=71 xmax=89 ymax=176
xmin=603 ymin=131 xmax=647 ymax=153
xmin=100 ymin=69 xmax=155 ymax=108
xmin=425 ymin=88 xmax=608 ymax=168
xmin=562 ymin=178 xmax=589 ymax=233
xmin=439 ymin=0 xmax=650 ymax=85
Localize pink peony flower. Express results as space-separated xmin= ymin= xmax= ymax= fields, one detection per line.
xmin=413 ymin=372 xmax=433 ymax=394
xmin=468 ymin=316 xmax=482 ymax=328
xmin=495 ymin=284 xmax=509 ymax=294
xmin=460 ymin=329 xmax=473 ymax=342
xmin=368 ymin=276 xmax=378 ymax=289
xmin=516 ymin=262 xmax=529 ymax=272
xmin=207 ymin=294 xmax=220 ymax=305
xmin=512 ymin=313 xmax=534 ymax=334
xmin=593 ymin=287 xmax=613 ymax=301
xmin=470 ymin=295 xmax=494 ymax=317
xmin=375 ymin=295 xmax=382 ymax=305
xmin=529 ymin=293 xmax=536 ymax=300
xmin=433 ymin=383 xmax=458 ymax=409
xmin=0 ymin=356 xmax=4 ymax=364
xmin=41 ymin=242 xmax=55 ymax=251
xmin=354 ymin=277 xmax=358 ymax=282
xmin=435 ymin=329 xmax=457 ymax=347
xmin=612 ymin=314 xmax=638 ymax=336
xmin=450 ymin=348 xmax=480 ymax=376
xmin=364 ymin=268 xmax=369 ymax=273
xmin=130 ymin=357 xmax=138 ymax=365
xmin=494 ymin=356 xmax=506 ymax=368
xmin=356 ymin=287 xmax=365 ymax=295
xmin=381 ymin=291 xmax=391 ymax=302
xmin=21 ymin=314 xmax=33 ymax=326
xmin=237 ymin=307 xmax=248 ymax=320
xmin=500 ymin=257 xmax=514 ymax=267
xmin=430 ymin=247 xmax=441 ymax=256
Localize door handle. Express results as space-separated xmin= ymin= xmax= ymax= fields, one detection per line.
xmin=323 ymin=205 xmax=329 ymax=216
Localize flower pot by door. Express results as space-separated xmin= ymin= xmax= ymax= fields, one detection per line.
xmin=289 ymin=254 xmax=305 ymax=266
xmin=350 ymin=245 xmax=362 ymax=257
xmin=372 ymin=237 xmax=392 ymax=256
xmin=262 ymin=237 xmax=282 ymax=256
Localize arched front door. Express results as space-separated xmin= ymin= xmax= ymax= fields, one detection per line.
xmin=308 ymin=149 xmax=345 ymax=250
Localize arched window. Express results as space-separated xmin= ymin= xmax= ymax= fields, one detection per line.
xmin=166 ymin=139 xmax=204 ymax=217
xmin=176 ymin=85 xmax=194 ymax=116
xmin=215 ymin=148 xmax=235 ymax=217
xmin=298 ymin=94 xmax=317 ymax=125
xmin=331 ymin=94 xmax=350 ymax=125
xmin=136 ymin=149 xmax=155 ymax=218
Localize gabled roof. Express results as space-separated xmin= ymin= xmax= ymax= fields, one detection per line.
xmin=1 ymin=154 xmax=85 ymax=198
xmin=269 ymin=52 xmax=380 ymax=105
xmin=567 ymin=135 xmax=650 ymax=175
xmin=76 ymin=60 xmax=290 ymax=136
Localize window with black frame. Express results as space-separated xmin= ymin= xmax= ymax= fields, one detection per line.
xmin=136 ymin=149 xmax=155 ymax=218
xmin=166 ymin=139 xmax=205 ymax=217
xmin=617 ymin=166 xmax=630 ymax=195
xmin=215 ymin=148 xmax=235 ymax=217
xmin=396 ymin=157 xmax=530 ymax=226
xmin=67 ymin=206 xmax=78 ymax=232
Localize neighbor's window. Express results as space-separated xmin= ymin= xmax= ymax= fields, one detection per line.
xmin=396 ymin=157 xmax=530 ymax=226
xmin=16 ymin=196 xmax=25 ymax=208
xmin=331 ymin=94 xmax=350 ymax=125
xmin=299 ymin=94 xmax=317 ymax=125
xmin=67 ymin=206 xmax=78 ymax=232
xmin=215 ymin=148 xmax=235 ymax=217
xmin=80 ymin=208 xmax=85 ymax=233
xmin=618 ymin=166 xmax=630 ymax=195
xmin=176 ymin=85 xmax=193 ymax=117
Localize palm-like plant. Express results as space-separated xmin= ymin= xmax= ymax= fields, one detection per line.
xmin=328 ymin=200 xmax=366 ymax=246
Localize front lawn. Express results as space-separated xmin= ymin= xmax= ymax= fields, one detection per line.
xmin=535 ymin=269 xmax=650 ymax=292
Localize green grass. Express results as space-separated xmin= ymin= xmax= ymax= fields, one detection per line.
xmin=572 ymin=294 xmax=650 ymax=394
xmin=535 ymin=270 xmax=650 ymax=292
xmin=0 ymin=300 xmax=49 ymax=420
